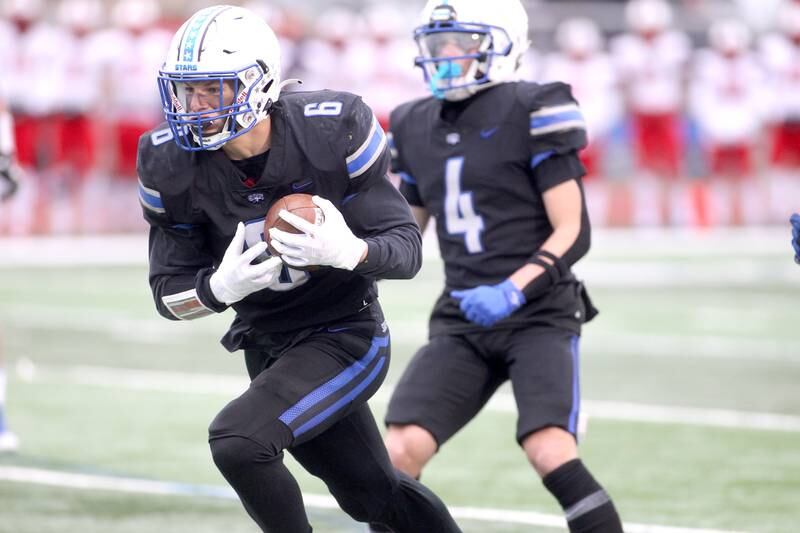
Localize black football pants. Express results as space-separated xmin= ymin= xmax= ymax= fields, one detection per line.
xmin=208 ymin=305 xmax=460 ymax=532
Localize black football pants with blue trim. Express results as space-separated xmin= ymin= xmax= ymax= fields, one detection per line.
xmin=207 ymin=304 xmax=461 ymax=533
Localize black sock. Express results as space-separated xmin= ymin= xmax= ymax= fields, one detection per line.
xmin=542 ymin=458 xmax=623 ymax=533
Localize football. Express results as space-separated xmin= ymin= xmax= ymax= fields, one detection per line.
xmin=264 ymin=193 xmax=324 ymax=266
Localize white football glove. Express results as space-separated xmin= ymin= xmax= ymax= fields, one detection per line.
xmin=268 ymin=195 xmax=367 ymax=271
xmin=209 ymin=222 xmax=284 ymax=305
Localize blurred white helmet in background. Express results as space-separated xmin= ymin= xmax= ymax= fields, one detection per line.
xmin=777 ymin=1 xmax=800 ymax=37
xmin=556 ymin=17 xmax=603 ymax=58
xmin=3 ymin=0 xmax=45 ymax=21
xmin=709 ymin=18 xmax=751 ymax=55
xmin=241 ymin=1 xmax=285 ymax=33
xmin=57 ymin=0 xmax=104 ymax=32
xmin=414 ymin=0 xmax=530 ymax=101
xmin=111 ymin=0 xmax=160 ymax=31
xmin=625 ymin=0 xmax=673 ymax=34
xmin=314 ymin=6 xmax=366 ymax=44
xmin=158 ymin=5 xmax=282 ymax=151
xmin=363 ymin=3 xmax=408 ymax=41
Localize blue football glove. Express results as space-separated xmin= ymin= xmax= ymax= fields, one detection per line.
xmin=451 ymin=279 xmax=526 ymax=327
xmin=791 ymin=213 xmax=800 ymax=265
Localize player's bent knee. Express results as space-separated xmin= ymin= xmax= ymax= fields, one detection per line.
xmin=521 ymin=426 xmax=578 ymax=477
xmin=209 ymin=435 xmax=261 ymax=475
xmin=384 ymin=425 xmax=437 ymax=476
xmin=209 ymin=421 xmax=290 ymax=478
xmin=209 ymin=408 xmax=293 ymax=461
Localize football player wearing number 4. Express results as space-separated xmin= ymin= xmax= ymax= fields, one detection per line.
xmin=138 ymin=6 xmax=460 ymax=532
xmin=374 ymin=1 xmax=624 ymax=532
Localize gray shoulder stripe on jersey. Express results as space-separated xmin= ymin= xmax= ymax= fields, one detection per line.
xmin=138 ymin=179 xmax=166 ymax=214
xmin=346 ymin=114 xmax=387 ymax=179
xmin=529 ymin=103 xmax=585 ymax=136
xmin=529 ymin=120 xmax=586 ymax=137
xmin=346 ymin=114 xmax=380 ymax=164
xmin=529 ymin=103 xmax=580 ymax=118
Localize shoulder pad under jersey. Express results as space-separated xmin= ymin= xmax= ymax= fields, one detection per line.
xmin=387 ymin=95 xmax=438 ymax=170
xmin=278 ymin=89 xmax=389 ymax=185
xmin=136 ymin=124 xmax=197 ymax=224
xmin=516 ymin=81 xmax=588 ymax=156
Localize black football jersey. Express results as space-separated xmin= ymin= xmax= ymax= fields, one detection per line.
xmin=138 ymin=89 xmax=421 ymax=350
xmin=389 ymin=81 xmax=590 ymax=336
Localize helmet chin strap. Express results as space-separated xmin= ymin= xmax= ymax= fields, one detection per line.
xmin=432 ymin=59 xmax=494 ymax=102
xmin=443 ymin=78 xmax=504 ymax=102
xmin=192 ymin=116 xmax=233 ymax=150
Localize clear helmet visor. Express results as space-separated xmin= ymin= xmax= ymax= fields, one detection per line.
xmin=172 ymin=78 xmax=237 ymax=134
xmin=419 ymin=30 xmax=486 ymax=57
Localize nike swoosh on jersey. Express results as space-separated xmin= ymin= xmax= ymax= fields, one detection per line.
xmin=291 ymin=179 xmax=313 ymax=192
xmin=327 ymin=326 xmax=353 ymax=333
xmin=480 ymin=127 xmax=499 ymax=139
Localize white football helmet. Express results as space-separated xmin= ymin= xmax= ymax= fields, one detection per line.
xmin=57 ymin=0 xmax=104 ymax=32
xmin=111 ymin=0 xmax=160 ymax=31
xmin=709 ymin=19 xmax=751 ymax=55
xmin=625 ymin=0 xmax=673 ymax=34
xmin=556 ymin=18 xmax=603 ymax=58
xmin=158 ymin=5 xmax=281 ymax=151
xmin=241 ymin=1 xmax=283 ymax=31
xmin=314 ymin=6 xmax=366 ymax=44
xmin=364 ymin=3 xmax=409 ymax=41
xmin=3 ymin=0 xmax=44 ymax=21
xmin=777 ymin=1 xmax=800 ymax=38
xmin=414 ymin=0 xmax=530 ymax=101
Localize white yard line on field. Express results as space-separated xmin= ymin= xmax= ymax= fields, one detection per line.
xmin=392 ymin=320 xmax=800 ymax=364
xmin=0 ymin=229 xmax=797 ymax=287
xmin=17 ymin=363 xmax=800 ymax=433
xmin=0 ymin=466 xmax=747 ymax=533
xmin=5 ymin=306 xmax=799 ymax=363
xmin=0 ymin=235 xmax=148 ymax=266
xmin=0 ymin=226 xmax=792 ymax=263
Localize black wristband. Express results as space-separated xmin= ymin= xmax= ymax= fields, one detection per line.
xmin=527 ymin=256 xmax=560 ymax=284
xmin=522 ymin=249 xmax=571 ymax=301
xmin=531 ymin=249 xmax=569 ymax=278
xmin=196 ymin=267 xmax=229 ymax=312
